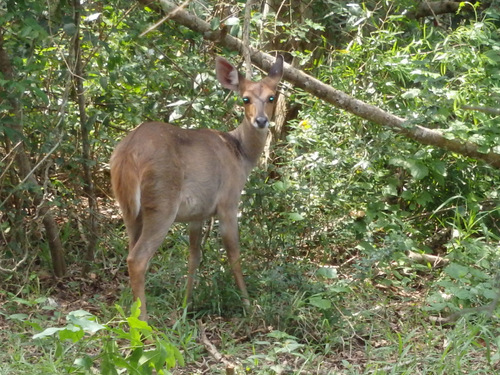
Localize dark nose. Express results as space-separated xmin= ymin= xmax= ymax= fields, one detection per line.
xmin=255 ymin=117 xmax=269 ymax=129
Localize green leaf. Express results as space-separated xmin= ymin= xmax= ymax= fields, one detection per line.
xmin=272 ymin=181 xmax=287 ymax=191
xmin=308 ymin=295 xmax=332 ymax=309
xmin=63 ymin=23 xmax=77 ymax=36
xmin=153 ymin=344 xmax=168 ymax=369
xmin=316 ymin=267 xmax=338 ymax=279
xmin=286 ymin=212 xmax=304 ymax=221
xmin=130 ymin=299 xmax=143 ymax=319
xmin=415 ymin=191 xmax=433 ymax=206
xmin=127 ymin=316 xmax=151 ymax=331
xmin=59 ymin=325 xmax=85 ymax=342
xmin=210 ymin=17 xmax=220 ymax=30
xmin=115 ymin=303 xmax=126 ymax=318
xmin=139 ymin=349 xmax=162 ymax=367
xmin=33 ymin=327 xmax=65 ymax=339
xmin=445 ymin=263 xmax=470 ymax=279
xmin=388 ymin=158 xmax=428 ymax=179
xmin=7 ymin=313 xmax=29 ymax=321
xmin=128 ymin=347 xmax=144 ymax=367
xmin=408 ymin=160 xmax=428 ymax=179
xmin=225 ymin=17 xmax=239 ymax=26
xmin=267 ymin=330 xmax=297 ymax=340
xmin=74 ymin=355 xmax=93 ymax=371
xmin=402 ymin=88 xmax=421 ymax=99
xmin=101 ymin=348 xmax=119 ymax=375
xmin=32 ymin=86 xmax=49 ymax=105
xmin=172 ymin=343 xmax=185 ymax=367
xmin=67 ymin=310 xmax=105 ymax=334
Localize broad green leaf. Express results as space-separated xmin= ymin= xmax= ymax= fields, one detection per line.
xmin=59 ymin=325 xmax=85 ymax=342
xmin=153 ymin=344 xmax=168 ymax=369
xmin=445 ymin=263 xmax=470 ymax=279
xmin=127 ymin=316 xmax=151 ymax=331
xmin=128 ymin=347 xmax=144 ymax=367
xmin=408 ymin=160 xmax=428 ymax=179
xmin=63 ymin=23 xmax=77 ymax=36
xmin=415 ymin=191 xmax=433 ymax=206
xmin=130 ymin=299 xmax=142 ymax=319
xmin=225 ymin=17 xmax=239 ymax=26
xmin=33 ymin=327 xmax=65 ymax=339
xmin=7 ymin=313 xmax=29 ymax=321
xmin=32 ymin=86 xmax=49 ymax=105
xmin=139 ymin=348 xmax=163 ymax=369
xmin=74 ymin=355 xmax=93 ymax=370
xmin=69 ymin=317 xmax=105 ymax=334
xmin=308 ymin=296 xmax=332 ymax=309
xmin=210 ymin=17 xmax=220 ymax=30
xmin=316 ymin=267 xmax=338 ymax=279
xmin=402 ymin=88 xmax=421 ymax=99
xmin=286 ymin=212 xmax=304 ymax=221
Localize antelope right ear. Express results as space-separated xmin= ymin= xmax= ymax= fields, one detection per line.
xmin=216 ymin=57 xmax=243 ymax=91
xmin=268 ymin=55 xmax=284 ymax=81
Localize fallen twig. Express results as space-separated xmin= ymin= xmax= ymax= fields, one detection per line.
xmin=198 ymin=320 xmax=237 ymax=373
xmin=407 ymin=250 xmax=449 ymax=268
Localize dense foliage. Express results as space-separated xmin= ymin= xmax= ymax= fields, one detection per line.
xmin=1 ymin=1 xmax=499 ymax=373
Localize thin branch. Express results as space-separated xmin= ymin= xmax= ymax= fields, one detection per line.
xmin=0 ymin=243 xmax=29 ymax=273
xmin=140 ymin=0 xmax=191 ymax=37
xmin=242 ymin=0 xmax=255 ymax=79
xmin=408 ymin=1 xmax=462 ymax=19
xmin=198 ymin=320 xmax=238 ymax=370
xmin=0 ymin=140 xmax=22 ymax=182
xmin=0 ymin=139 xmax=62 ymax=210
xmin=462 ymin=105 xmax=500 ymax=116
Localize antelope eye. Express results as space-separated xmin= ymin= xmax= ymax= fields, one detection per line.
xmin=269 ymin=96 xmax=275 ymax=103
xmin=242 ymin=97 xmax=250 ymax=104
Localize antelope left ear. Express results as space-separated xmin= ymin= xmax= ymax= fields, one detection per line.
xmin=268 ymin=55 xmax=284 ymax=81
xmin=216 ymin=57 xmax=244 ymax=92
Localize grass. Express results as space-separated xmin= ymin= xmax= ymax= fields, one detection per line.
xmin=1 ymin=244 xmax=499 ymax=375
xmin=1 ymin=218 xmax=499 ymax=374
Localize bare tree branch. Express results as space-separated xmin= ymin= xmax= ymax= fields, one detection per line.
xmin=242 ymin=0 xmax=255 ymax=79
xmin=73 ymin=0 xmax=98 ymax=273
xmin=462 ymin=105 xmax=500 ymax=116
xmin=156 ymin=0 xmax=500 ymax=169
xmin=408 ymin=1 xmax=462 ymax=19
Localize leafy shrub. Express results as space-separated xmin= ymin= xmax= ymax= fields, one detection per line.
xmin=32 ymin=302 xmax=184 ymax=374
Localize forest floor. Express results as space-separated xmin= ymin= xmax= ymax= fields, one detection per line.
xmin=1 ymin=199 xmax=498 ymax=374
xmin=1 ymin=254 xmax=498 ymax=374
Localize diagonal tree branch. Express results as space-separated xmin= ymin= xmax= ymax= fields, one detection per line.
xmin=156 ymin=0 xmax=500 ymax=169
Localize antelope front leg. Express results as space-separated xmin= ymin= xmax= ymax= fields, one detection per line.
xmin=219 ymin=213 xmax=250 ymax=306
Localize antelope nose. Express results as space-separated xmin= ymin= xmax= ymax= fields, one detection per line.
xmin=255 ymin=117 xmax=269 ymax=129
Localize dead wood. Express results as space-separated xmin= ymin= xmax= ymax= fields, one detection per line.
xmin=198 ymin=320 xmax=238 ymax=372
xmin=407 ymin=250 xmax=449 ymax=268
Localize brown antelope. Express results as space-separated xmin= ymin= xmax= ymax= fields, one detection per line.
xmin=110 ymin=55 xmax=284 ymax=320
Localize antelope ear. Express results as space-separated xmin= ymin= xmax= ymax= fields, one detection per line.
xmin=268 ymin=55 xmax=284 ymax=81
xmin=216 ymin=57 xmax=242 ymax=91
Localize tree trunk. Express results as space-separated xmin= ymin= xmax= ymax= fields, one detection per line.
xmin=0 ymin=29 xmax=66 ymax=277
xmin=155 ymin=0 xmax=500 ymax=169
xmin=73 ymin=0 xmax=99 ymax=274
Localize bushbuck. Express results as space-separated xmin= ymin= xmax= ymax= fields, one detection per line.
xmin=110 ymin=55 xmax=284 ymax=320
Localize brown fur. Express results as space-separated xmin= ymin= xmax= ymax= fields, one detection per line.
xmin=110 ymin=56 xmax=284 ymax=320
